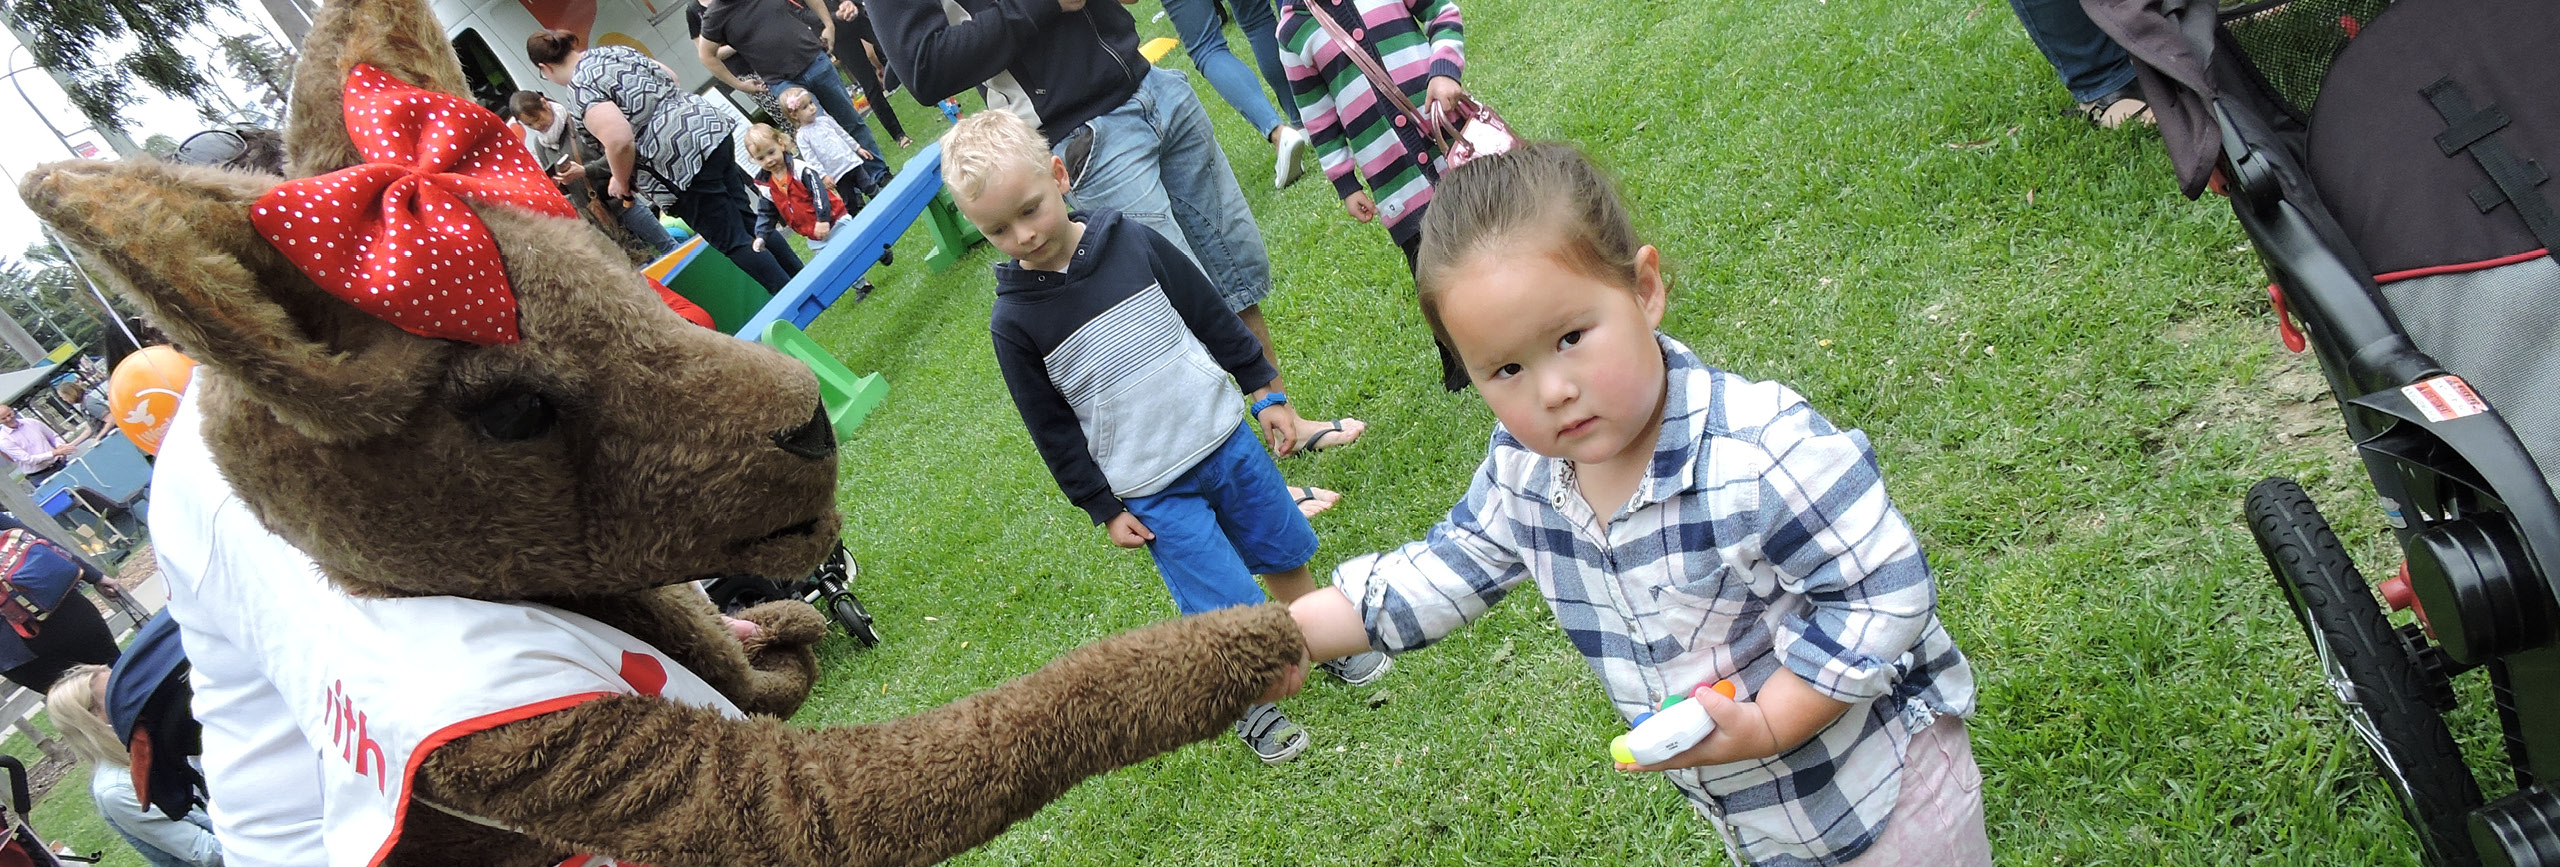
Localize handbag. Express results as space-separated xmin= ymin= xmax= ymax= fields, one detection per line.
xmin=0 ymin=528 xmax=85 ymax=640
xmin=1302 ymin=0 xmax=1518 ymax=167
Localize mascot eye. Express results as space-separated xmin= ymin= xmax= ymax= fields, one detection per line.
xmin=467 ymin=390 xmax=558 ymax=441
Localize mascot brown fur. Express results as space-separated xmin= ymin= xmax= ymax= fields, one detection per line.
xmin=14 ymin=0 xmax=1305 ymax=862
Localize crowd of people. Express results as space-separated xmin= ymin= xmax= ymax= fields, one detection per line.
xmin=82 ymin=0 xmax=2175 ymax=862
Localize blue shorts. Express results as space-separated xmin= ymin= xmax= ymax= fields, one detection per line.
xmin=1122 ymin=423 xmax=1317 ymax=616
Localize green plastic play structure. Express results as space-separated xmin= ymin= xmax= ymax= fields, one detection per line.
xmin=645 ymin=237 xmax=773 ymax=335
xmin=922 ymin=190 xmax=984 ymax=274
xmin=761 ymin=319 xmax=888 ymax=440
xmin=645 ymin=239 xmax=890 ymax=440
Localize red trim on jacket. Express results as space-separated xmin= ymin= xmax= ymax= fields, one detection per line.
xmin=364 ymin=692 xmax=617 ymax=867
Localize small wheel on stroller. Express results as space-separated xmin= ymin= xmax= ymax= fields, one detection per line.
xmin=812 ymin=544 xmax=879 ymax=647
xmin=2247 ymin=478 xmax=2485 ymax=867
xmin=830 ymin=592 xmax=878 ymax=648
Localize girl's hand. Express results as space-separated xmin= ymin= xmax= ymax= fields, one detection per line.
xmin=1258 ymin=656 xmax=1307 ymax=704
xmin=1425 ymin=76 xmax=1467 ymax=124
xmin=811 ymin=221 xmax=831 ymax=241
xmin=1106 ymin=511 xmax=1154 ymax=548
xmin=1343 ymin=191 xmax=1377 ymax=223
xmin=1615 ymin=685 xmax=1787 ymax=771
xmin=857 ymin=146 xmax=876 ymax=160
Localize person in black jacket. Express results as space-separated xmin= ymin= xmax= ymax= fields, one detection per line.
xmin=821 ymin=0 xmax=911 ymax=147
xmin=944 ymin=111 xmax=1392 ymax=765
xmin=871 ymin=0 xmax=1371 ymax=458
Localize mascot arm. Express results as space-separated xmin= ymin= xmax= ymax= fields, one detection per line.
xmin=413 ymin=602 xmax=1304 ymax=867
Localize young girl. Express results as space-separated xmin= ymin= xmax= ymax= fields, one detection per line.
xmin=1275 ymin=0 xmax=1471 ymax=391
xmin=779 ymin=87 xmax=887 ymax=206
xmin=1279 ymin=144 xmax=1988 ymax=866
xmin=743 ymin=124 xmax=868 ymax=299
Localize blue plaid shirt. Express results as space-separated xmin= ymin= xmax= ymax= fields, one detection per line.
xmin=1332 ymin=334 xmax=1976 ymax=867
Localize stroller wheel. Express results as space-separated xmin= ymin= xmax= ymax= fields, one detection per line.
xmin=2248 ymin=477 xmax=2485 ymax=866
xmin=830 ymin=592 xmax=878 ymax=648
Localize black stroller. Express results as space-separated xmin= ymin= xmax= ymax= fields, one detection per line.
xmin=702 ymin=541 xmax=880 ymax=648
xmin=0 ymin=757 xmax=97 ymax=866
xmin=2094 ymin=0 xmax=2559 ymax=862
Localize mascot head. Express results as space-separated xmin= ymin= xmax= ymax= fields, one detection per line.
xmin=17 ymin=0 xmax=841 ymax=599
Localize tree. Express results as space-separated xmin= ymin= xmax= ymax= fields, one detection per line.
xmin=143 ymin=133 xmax=178 ymax=157
xmin=218 ymin=32 xmax=293 ymax=118
xmin=5 ymin=0 xmax=241 ymax=135
xmin=8 ymin=241 xmax=116 ymax=350
xmin=0 ymin=259 xmax=92 ymax=350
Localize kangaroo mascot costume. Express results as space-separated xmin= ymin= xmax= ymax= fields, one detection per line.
xmin=14 ymin=0 xmax=1304 ymax=862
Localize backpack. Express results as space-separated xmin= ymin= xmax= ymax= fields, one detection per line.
xmin=0 ymin=528 xmax=89 ymax=640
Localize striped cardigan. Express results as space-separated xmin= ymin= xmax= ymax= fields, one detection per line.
xmin=1276 ymin=0 xmax=1465 ymax=244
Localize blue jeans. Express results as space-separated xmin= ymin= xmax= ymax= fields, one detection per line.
xmin=781 ymin=53 xmax=892 ymax=186
xmin=608 ymin=195 xmax=679 ymax=255
xmin=671 ymin=135 xmax=793 ymax=291
xmin=763 ymin=228 xmax=804 ymax=276
xmin=1123 ymin=424 xmax=1318 ymax=616
xmin=1160 ymin=0 xmax=1297 ymax=133
xmin=2005 ymin=0 xmax=2136 ymax=103
xmin=1058 ymin=66 xmax=1274 ymax=313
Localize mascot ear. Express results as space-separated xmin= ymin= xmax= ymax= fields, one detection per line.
xmin=284 ymin=0 xmax=478 ymax=178
xmin=16 ymin=161 xmax=442 ymax=443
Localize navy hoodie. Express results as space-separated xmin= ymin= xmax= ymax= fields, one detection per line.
xmin=990 ymin=210 xmax=1277 ymax=523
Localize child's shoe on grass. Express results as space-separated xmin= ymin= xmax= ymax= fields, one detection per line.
xmin=1234 ymin=702 xmax=1308 ymax=764
xmin=1319 ymin=650 xmax=1393 ymax=687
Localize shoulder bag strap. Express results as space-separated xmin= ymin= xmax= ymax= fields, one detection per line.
xmin=1304 ymin=0 xmax=1451 ymax=153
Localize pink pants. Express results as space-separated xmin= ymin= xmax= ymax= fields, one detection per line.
xmin=1838 ymin=715 xmax=1992 ymax=867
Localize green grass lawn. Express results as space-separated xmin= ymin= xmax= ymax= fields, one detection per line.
xmin=777 ymin=0 xmax=2506 ymax=863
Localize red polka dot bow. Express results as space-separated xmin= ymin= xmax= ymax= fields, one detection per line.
xmin=251 ymin=64 xmax=577 ymax=345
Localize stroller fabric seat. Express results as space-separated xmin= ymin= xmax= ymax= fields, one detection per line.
xmin=2301 ymin=0 xmax=2560 ymax=497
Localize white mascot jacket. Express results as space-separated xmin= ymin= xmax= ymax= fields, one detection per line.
xmin=150 ymin=391 xmax=743 ymax=867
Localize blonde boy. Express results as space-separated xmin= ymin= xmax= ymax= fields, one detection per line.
xmin=942 ymin=111 xmax=1390 ymax=764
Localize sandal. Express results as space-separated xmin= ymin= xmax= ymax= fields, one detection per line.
xmin=1294 ymin=418 xmax=1365 ymax=455
xmin=1286 ymin=485 xmax=1340 ymax=518
xmin=2079 ymin=81 xmax=2155 ymax=130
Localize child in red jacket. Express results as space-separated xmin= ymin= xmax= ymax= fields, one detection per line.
xmin=744 ymin=124 xmax=875 ymax=300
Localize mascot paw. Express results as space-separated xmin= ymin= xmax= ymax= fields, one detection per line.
xmin=733 ymin=600 xmax=828 ymax=653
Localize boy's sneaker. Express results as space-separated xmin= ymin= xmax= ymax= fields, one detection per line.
xmin=853 ymin=279 xmax=875 ymax=302
xmin=1272 ymin=125 xmax=1311 ymax=189
xmin=1318 ymin=650 xmax=1393 ymax=687
xmin=1234 ymin=702 xmax=1308 ymax=764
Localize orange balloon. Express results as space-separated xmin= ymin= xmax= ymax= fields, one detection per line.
xmin=107 ymin=346 xmax=197 ymax=455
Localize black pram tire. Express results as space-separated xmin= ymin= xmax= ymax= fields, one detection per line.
xmin=2248 ymin=477 xmax=2485 ymax=867
xmin=831 ymin=593 xmax=877 ymax=647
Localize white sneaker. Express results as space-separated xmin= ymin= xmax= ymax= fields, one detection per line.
xmin=1272 ymin=125 xmax=1311 ymax=189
